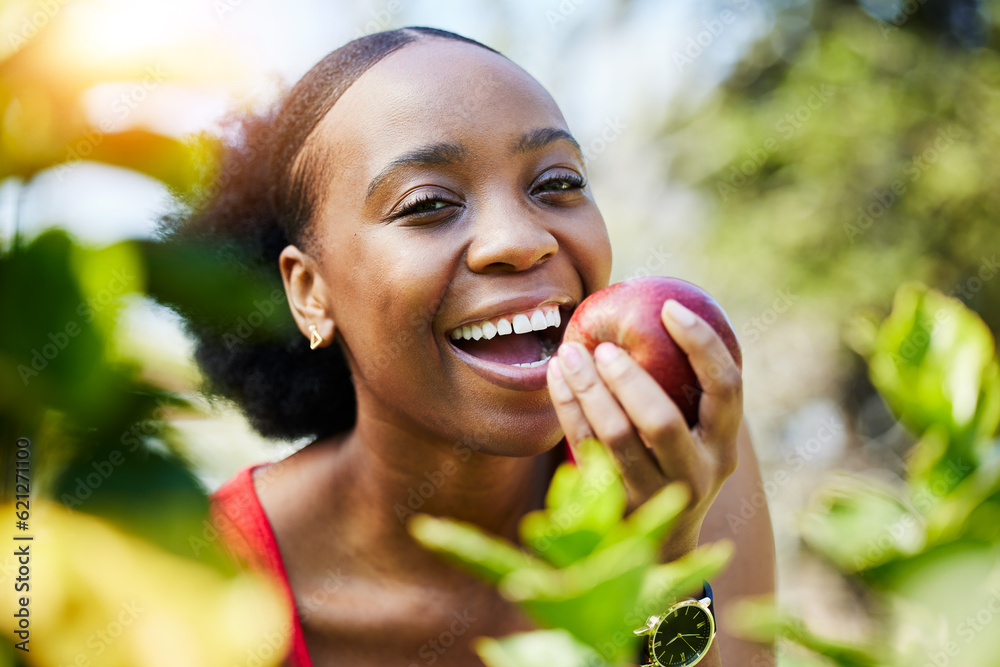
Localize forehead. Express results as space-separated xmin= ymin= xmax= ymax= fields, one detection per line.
xmin=309 ymin=38 xmax=569 ymax=176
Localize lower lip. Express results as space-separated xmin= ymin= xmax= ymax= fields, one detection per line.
xmin=448 ymin=341 xmax=552 ymax=392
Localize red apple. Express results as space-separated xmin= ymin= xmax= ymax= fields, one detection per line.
xmin=563 ymin=277 xmax=741 ymax=427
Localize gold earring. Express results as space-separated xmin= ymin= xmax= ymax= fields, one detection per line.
xmin=308 ymin=324 xmax=324 ymax=350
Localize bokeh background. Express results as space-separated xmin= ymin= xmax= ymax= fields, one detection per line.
xmin=2 ymin=0 xmax=999 ymax=664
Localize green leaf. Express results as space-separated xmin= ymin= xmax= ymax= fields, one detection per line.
xmin=636 ymin=540 xmax=734 ymax=614
xmin=728 ymin=596 xmax=885 ymax=667
xmin=873 ymin=540 xmax=998 ymax=628
xmin=474 ymin=629 xmax=612 ymax=667
xmin=408 ymin=438 xmax=732 ymax=664
xmin=499 ymin=536 xmax=654 ymax=663
xmin=799 ymin=473 xmax=925 ymax=574
xmin=868 ymin=283 xmax=1000 ymax=476
xmin=406 ymin=513 xmax=550 ymax=586
xmin=516 ymin=518 xmax=605 ymax=568
xmin=137 ymin=238 xmax=295 ymax=343
xmin=519 ymin=438 xmax=628 ymax=566
xmin=596 ymin=481 xmax=690 ymax=552
xmin=70 ymin=239 xmax=146 ymax=346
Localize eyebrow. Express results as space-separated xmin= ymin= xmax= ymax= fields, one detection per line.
xmin=365 ymin=142 xmax=466 ymax=201
xmin=510 ymin=127 xmax=582 ymax=157
xmin=365 ymin=127 xmax=582 ymax=202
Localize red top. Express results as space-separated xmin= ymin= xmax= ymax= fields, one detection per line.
xmin=209 ymin=440 xmax=573 ymax=666
xmin=210 ymin=464 xmax=313 ymax=667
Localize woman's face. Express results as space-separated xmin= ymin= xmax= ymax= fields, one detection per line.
xmin=297 ymin=37 xmax=612 ymax=455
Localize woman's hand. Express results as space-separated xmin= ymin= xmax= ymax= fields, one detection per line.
xmin=546 ymin=299 xmax=743 ymax=561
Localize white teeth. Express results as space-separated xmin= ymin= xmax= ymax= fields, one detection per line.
xmin=513 ymin=354 xmax=553 ymax=368
xmin=530 ymin=310 xmax=547 ymax=331
xmin=512 ymin=313 xmax=532 ymax=334
xmin=450 ymin=305 xmax=565 ymax=341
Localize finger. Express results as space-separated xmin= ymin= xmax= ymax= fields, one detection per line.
xmin=555 ymin=342 xmax=664 ymax=496
xmin=662 ymin=300 xmax=743 ymax=444
xmin=546 ymin=357 xmax=594 ymax=449
xmin=592 ymin=341 xmax=706 ymax=484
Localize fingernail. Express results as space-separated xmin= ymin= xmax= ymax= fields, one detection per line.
xmin=558 ymin=343 xmax=581 ymax=372
xmin=594 ymin=342 xmax=619 ymax=364
xmin=547 ymin=360 xmax=575 ymax=401
xmin=664 ymin=299 xmax=696 ymax=327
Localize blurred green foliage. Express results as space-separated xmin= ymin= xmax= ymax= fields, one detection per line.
xmin=0 ymin=0 xmax=214 ymax=191
xmin=734 ymin=283 xmax=1000 ymax=665
xmin=409 ymin=439 xmax=733 ymax=667
xmin=667 ymin=4 xmax=1000 ymax=661
xmin=671 ymin=1 xmax=1000 ymax=353
xmin=0 ymin=2 xmax=287 ymax=664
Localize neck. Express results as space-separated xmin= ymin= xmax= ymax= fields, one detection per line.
xmin=293 ymin=412 xmax=559 ymax=583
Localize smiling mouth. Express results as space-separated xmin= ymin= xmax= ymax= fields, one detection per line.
xmin=447 ymin=304 xmax=567 ymax=367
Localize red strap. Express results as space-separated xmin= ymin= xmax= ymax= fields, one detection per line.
xmin=210 ymin=465 xmax=312 ymax=667
xmin=562 ymin=436 xmax=575 ymax=466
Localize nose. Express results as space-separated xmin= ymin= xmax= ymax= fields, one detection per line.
xmin=464 ymin=201 xmax=559 ymax=274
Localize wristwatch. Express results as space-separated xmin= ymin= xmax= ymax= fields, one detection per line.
xmin=632 ymin=582 xmax=715 ymax=667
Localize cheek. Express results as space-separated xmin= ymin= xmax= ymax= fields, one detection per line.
xmin=333 ymin=234 xmax=452 ymax=373
xmin=572 ymin=214 xmax=614 ymax=295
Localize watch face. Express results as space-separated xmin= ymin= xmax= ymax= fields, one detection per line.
xmin=649 ymin=602 xmax=714 ymax=666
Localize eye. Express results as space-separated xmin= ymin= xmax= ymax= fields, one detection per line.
xmin=394 ymin=192 xmax=459 ymax=220
xmin=533 ymin=172 xmax=586 ymax=195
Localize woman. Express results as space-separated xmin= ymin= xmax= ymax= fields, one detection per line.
xmin=163 ymin=26 xmax=775 ymax=666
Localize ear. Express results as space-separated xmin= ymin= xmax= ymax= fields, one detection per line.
xmin=279 ymin=244 xmax=335 ymax=349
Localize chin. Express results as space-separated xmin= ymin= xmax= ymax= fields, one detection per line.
xmin=469 ymin=409 xmax=564 ymax=458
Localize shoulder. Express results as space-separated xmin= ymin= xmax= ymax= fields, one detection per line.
xmin=209 ymin=464 xmax=278 ymax=572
